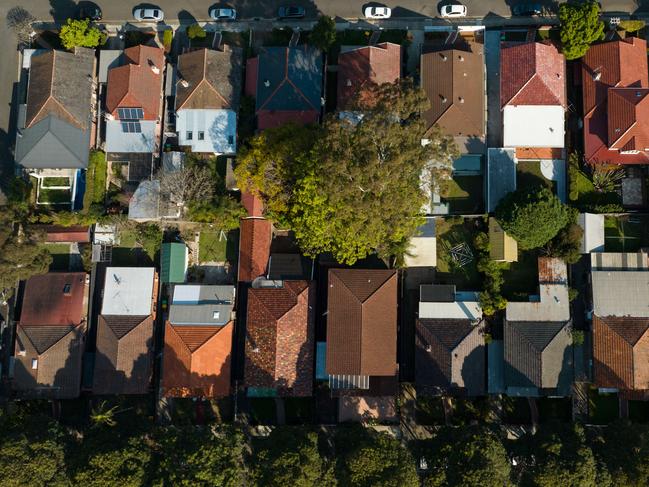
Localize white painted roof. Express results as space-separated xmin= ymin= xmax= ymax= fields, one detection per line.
xmin=503 ymin=105 xmax=565 ymax=148
xmin=591 ymin=252 xmax=649 ymax=270
xmin=578 ymin=213 xmax=605 ymax=254
xmin=105 ymin=120 xmax=157 ymax=153
xmin=101 ymin=267 xmax=155 ymax=316
xmin=592 ymin=270 xmax=649 ymax=317
xmin=176 ymin=109 xmax=236 ymax=154
xmin=419 ymin=301 xmax=482 ymax=321
xmin=506 ymin=283 xmax=570 ymax=322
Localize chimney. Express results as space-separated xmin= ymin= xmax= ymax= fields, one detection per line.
xmin=441 ymin=53 xmax=447 ymax=61
xmin=440 ymin=96 xmax=447 ymax=104
xmin=264 ymin=79 xmax=271 ymax=87
xmin=592 ymin=71 xmax=602 ymax=81
xmin=180 ymin=78 xmax=189 ymax=88
xmin=148 ymin=59 xmax=160 ymax=74
xmin=346 ymin=79 xmax=352 ymax=87
xmin=458 ymin=55 xmax=464 ymax=62
xmin=459 ymin=97 xmax=464 ymax=103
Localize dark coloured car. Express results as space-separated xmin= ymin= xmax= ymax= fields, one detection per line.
xmin=278 ymin=5 xmax=306 ymax=19
xmin=78 ymin=5 xmax=103 ymax=21
xmin=512 ymin=3 xmax=543 ymax=16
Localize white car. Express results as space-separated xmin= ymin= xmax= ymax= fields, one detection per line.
xmin=133 ymin=8 xmax=164 ymax=22
xmin=209 ymin=8 xmax=237 ymax=20
xmin=440 ymin=4 xmax=467 ymax=17
xmin=364 ymin=6 xmax=392 ymax=19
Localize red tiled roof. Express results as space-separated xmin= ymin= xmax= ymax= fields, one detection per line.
xmin=42 ymin=225 xmax=90 ymax=243
xmin=238 ymin=218 xmax=272 ymax=282
xmin=607 ymin=88 xmax=649 ymax=151
xmin=581 ymin=38 xmax=649 ymax=164
xmin=241 ymin=191 xmax=264 ymax=217
xmin=326 ymin=269 xmax=398 ymax=377
xmin=257 ymin=110 xmax=318 ymax=130
xmin=20 ymin=273 xmax=87 ymax=326
xmin=593 ymin=315 xmax=649 ymax=390
xmin=106 ymin=45 xmax=165 ymax=120
xmin=245 ymin=57 xmax=258 ymax=97
xmin=245 ymin=281 xmax=314 ymax=396
xmin=161 ymin=322 xmax=233 ymax=398
xmin=501 ymin=42 xmax=566 ymax=108
xmin=337 ymin=43 xmax=401 ymax=111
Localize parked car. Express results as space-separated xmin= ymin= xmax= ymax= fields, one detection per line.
xmin=77 ymin=4 xmax=102 ymax=21
xmin=278 ymin=5 xmax=305 ymax=19
xmin=133 ymin=7 xmax=164 ymax=22
xmin=209 ymin=7 xmax=237 ymax=20
xmin=440 ymin=4 xmax=467 ymax=18
xmin=364 ymin=6 xmax=392 ymax=19
xmin=512 ymin=3 xmax=543 ymax=16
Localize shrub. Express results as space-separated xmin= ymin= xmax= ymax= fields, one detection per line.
xmin=59 ymin=18 xmax=106 ymax=50
xmin=187 ymin=23 xmax=206 ymax=40
xmin=618 ymin=19 xmax=645 ymax=33
xmin=162 ymin=29 xmax=173 ymax=51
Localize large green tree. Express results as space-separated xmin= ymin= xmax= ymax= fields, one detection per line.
xmin=559 ymin=1 xmax=605 ymax=60
xmin=236 ymin=80 xmax=457 ymax=264
xmin=496 ymin=187 xmax=571 ymax=250
xmin=252 ymin=428 xmax=335 ymax=487
xmin=59 ymin=18 xmax=106 ymax=50
xmin=592 ymin=420 xmax=649 ymax=487
xmin=310 ymin=16 xmax=336 ymax=51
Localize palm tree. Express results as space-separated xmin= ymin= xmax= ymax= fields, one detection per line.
xmin=90 ymin=401 xmax=119 ymax=427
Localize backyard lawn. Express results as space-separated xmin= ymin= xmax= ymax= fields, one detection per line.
xmin=604 ymin=215 xmax=649 ymax=252
xmin=199 ymin=231 xmax=227 ymax=263
xmin=44 ymin=243 xmax=71 ymax=271
xmin=442 ymin=176 xmax=484 ymax=214
xmin=500 ymin=250 xmax=540 ymax=301
xmin=436 ymin=217 xmax=482 ymax=290
xmin=111 ymin=229 xmax=157 ymax=266
xmin=38 ymin=188 xmax=72 ymax=205
xmin=588 ymin=388 xmax=619 ymax=424
xmin=516 ymin=161 xmax=555 ymax=193
xmin=41 ymin=177 xmax=70 ymax=188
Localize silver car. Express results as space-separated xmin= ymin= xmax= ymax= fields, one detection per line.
xmin=209 ymin=8 xmax=237 ymax=20
xmin=133 ymin=7 xmax=164 ymax=22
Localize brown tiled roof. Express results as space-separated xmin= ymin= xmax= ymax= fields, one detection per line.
xmin=25 ymin=48 xmax=95 ymax=130
xmin=41 ymin=225 xmax=90 ymax=243
xmin=516 ymin=147 xmax=564 ymax=159
xmin=106 ymin=45 xmax=164 ymax=120
xmin=420 ymin=43 xmax=485 ymax=137
xmin=581 ymin=38 xmax=649 ymax=164
xmin=161 ymin=322 xmax=233 ymax=398
xmin=337 ymin=43 xmax=401 ymax=111
xmin=500 ymin=42 xmax=566 ymax=108
xmin=93 ymin=314 xmax=154 ymax=394
xmin=245 ymin=281 xmax=314 ymax=396
xmin=326 ymin=269 xmax=397 ymax=376
xmin=593 ymin=315 xmax=649 ymax=390
xmin=20 ymin=273 xmax=88 ymax=327
xmin=20 ymin=324 xmax=76 ymax=354
xmin=175 ymin=47 xmax=243 ymax=111
xmin=607 ymin=88 xmax=649 ymax=151
xmin=238 ymin=218 xmax=272 ymax=282
xmin=241 ymin=191 xmax=264 ymax=217
xmin=415 ymin=319 xmax=485 ymax=396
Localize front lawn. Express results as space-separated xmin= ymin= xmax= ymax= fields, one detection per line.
xmin=500 ymin=250 xmax=540 ymax=301
xmin=436 ymin=217 xmax=482 ymax=290
xmin=442 ymin=175 xmax=484 ymax=214
xmin=41 ymin=177 xmax=70 ymax=188
xmin=199 ymin=231 xmax=227 ymax=263
xmin=588 ymin=388 xmax=619 ymax=424
xmin=516 ymin=161 xmax=555 ymax=193
xmin=570 ymin=161 xmax=622 ymax=211
xmin=604 ymin=215 xmax=649 ymax=252
xmin=415 ymin=396 xmax=445 ymax=425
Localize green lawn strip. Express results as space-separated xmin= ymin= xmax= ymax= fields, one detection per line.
xmin=83 ymin=150 xmax=107 ymax=210
xmin=442 ymin=175 xmax=484 ymax=214
xmin=199 ymin=232 xmax=227 ymax=263
xmin=41 ymin=177 xmax=70 ymax=188
xmin=538 ymin=398 xmax=572 ymax=423
xmin=435 ymin=217 xmax=482 ymax=290
xmin=112 ymin=229 xmax=156 ymax=265
xmin=501 ymin=250 xmax=540 ymax=301
xmin=588 ymin=388 xmax=619 ymax=424
xmin=516 ymin=160 xmax=555 ymax=193
xmin=604 ymin=216 xmax=643 ymax=252
xmin=43 ymin=243 xmax=71 ymax=271
xmin=38 ymin=188 xmax=72 ymax=205
xmin=415 ymin=397 xmax=445 ymax=425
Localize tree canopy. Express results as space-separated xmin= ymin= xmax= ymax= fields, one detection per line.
xmin=559 ymin=1 xmax=605 ymax=60
xmin=59 ymin=18 xmax=106 ymax=50
xmin=309 ymin=16 xmax=337 ymax=51
xmin=235 ymin=80 xmax=457 ymax=264
xmin=495 ymin=187 xmax=571 ymax=250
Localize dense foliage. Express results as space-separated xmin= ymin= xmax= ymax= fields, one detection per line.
xmin=559 ymin=1 xmax=605 ymax=60
xmin=83 ymin=150 xmax=107 ymax=215
xmin=59 ymin=18 xmax=107 ymax=50
xmin=309 ymin=16 xmax=337 ymax=51
xmin=496 ymin=187 xmax=571 ymax=250
xmin=236 ymin=80 xmax=457 ymax=264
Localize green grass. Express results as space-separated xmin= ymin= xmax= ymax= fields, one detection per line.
xmin=570 ymin=163 xmax=622 ymax=211
xmin=538 ymin=398 xmax=572 ymax=423
xmin=436 ymin=217 xmax=482 ymax=290
xmin=442 ymin=175 xmax=484 ymax=214
xmin=41 ymin=177 xmax=70 ymax=188
xmin=285 ymin=398 xmax=314 ymax=424
xmin=43 ymin=243 xmax=71 ymax=271
xmin=83 ymin=150 xmax=107 ymax=211
xmin=588 ymin=389 xmax=619 ymax=424
xmin=38 ymin=188 xmax=71 ymax=205
xmin=415 ymin=397 xmax=445 ymax=425
xmin=516 ymin=161 xmax=555 ymax=193
xmin=501 ymin=250 xmax=540 ymax=301
xmin=249 ymin=398 xmax=277 ymax=425
xmin=604 ymin=215 xmax=649 ymax=252
xmin=111 ymin=229 xmax=157 ymax=266
xmin=199 ymin=232 xmax=227 ymax=263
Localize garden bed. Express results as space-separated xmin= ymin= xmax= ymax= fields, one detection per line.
xmin=604 ymin=215 xmax=649 ymax=252
xmin=435 ymin=217 xmax=483 ymax=290
xmin=450 ymin=397 xmax=491 ymax=426
xmin=41 ymin=177 xmax=70 ymax=188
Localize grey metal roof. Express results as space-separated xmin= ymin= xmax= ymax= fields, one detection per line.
xmin=487 ymin=148 xmax=516 ymax=212
xmin=98 ymin=50 xmax=123 ymax=83
xmin=15 ymin=106 xmax=90 ymax=169
xmin=169 ymin=285 xmax=235 ymax=326
xmin=105 ymin=120 xmax=157 ymax=153
xmin=592 ymin=270 xmax=649 ymax=317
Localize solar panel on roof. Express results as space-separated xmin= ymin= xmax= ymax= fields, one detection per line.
xmin=120 ymin=121 xmax=142 ymax=133
xmin=118 ymin=108 xmax=143 ymax=120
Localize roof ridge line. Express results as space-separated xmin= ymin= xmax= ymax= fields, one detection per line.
xmin=115 ymin=315 xmax=150 ymax=341
xmin=285 ymin=78 xmax=317 ymax=110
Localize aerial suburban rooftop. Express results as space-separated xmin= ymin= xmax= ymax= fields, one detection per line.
xmin=2 ymin=1 xmax=649 ymax=485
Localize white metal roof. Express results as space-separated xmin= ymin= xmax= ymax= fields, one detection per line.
xmin=591 ymin=252 xmax=649 ymax=270
xmin=506 ymin=283 xmax=570 ymax=322
xmin=592 ymin=270 xmax=649 ymax=317
xmin=176 ymin=109 xmax=236 ymax=154
xmin=105 ymin=120 xmax=157 ymax=153
xmin=101 ymin=267 xmax=155 ymax=316
xmin=419 ymin=300 xmax=482 ymax=320
xmin=503 ymin=105 xmax=565 ymax=148
xmin=578 ymin=213 xmax=605 ymax=254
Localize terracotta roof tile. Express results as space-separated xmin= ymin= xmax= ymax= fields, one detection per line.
xmin=245 ymin=281 xmax=314 ymax=396
xmin=500 ymin=42 xmax=566 ymax=108
xmin=241 ymin=191 xmax=264 ymax=217
xmin=238 ymin=218 xmax=272 ymax=282
xmin=337 ymin=43 xmax=401 ymax=110
xmin=325 ymin=269 xmax=397 ymax=376
xmin=20 ymin=273 xmax=88 ymax=327
xmin=106 ymin=45 xmax=164 ymax=120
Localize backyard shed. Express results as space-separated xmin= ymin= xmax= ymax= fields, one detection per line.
xmin=160 ymin=242 xmax=188 ymax=285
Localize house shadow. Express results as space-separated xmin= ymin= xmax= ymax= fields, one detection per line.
xmin=49 ymin=0 xmax=78 ymax=23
